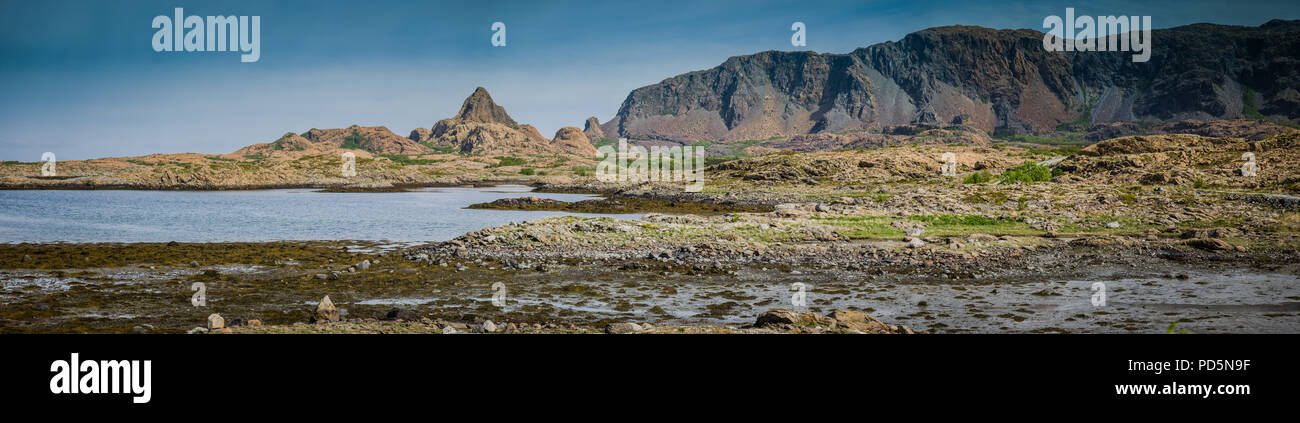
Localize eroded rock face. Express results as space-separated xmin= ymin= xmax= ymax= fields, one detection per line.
xmin=611 ymin=21 xmax=1300 ymax=142
xmin=584 ymin=117 xmax=606 ymax=141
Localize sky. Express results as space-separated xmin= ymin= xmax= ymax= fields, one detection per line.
xmin=1 ymin=0 xmax=1297 ymax=160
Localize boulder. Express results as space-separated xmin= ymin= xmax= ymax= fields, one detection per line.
xmin=754 ymin=309 xmax=832 ymax=328
xmin=206 ymin=313 xmax=225 ymax=330
xmin=313 ymin=295 xmax=340 ymax=323
xmin=382 ymin=309 xmax=420 ymax=322
xmin=604 ymin=322 xmax=642 ymax=334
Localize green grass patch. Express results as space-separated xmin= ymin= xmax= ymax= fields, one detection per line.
xmin=379 ymin=154 xmax=445 ymax=166
xmin=487 ymin=156 xmax=527 ymax=167
xmin=963 ymin=171 xmax=993 ymax=184
xmin=999 ymin=161 xmax=1054 ymax=184
xmin=340 ymin=129 xmax=366 ymax=150
xmin=419 ymin=143 xmax=458 ymax=154
xmin=816 ymin=214 xmax=1038 ymax=239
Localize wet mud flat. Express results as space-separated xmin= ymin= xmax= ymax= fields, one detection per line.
xmin=1 ymin=241 xmax=1297 ymax=334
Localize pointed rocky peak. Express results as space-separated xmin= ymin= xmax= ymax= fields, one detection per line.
xmin=583 ymin=117 xmax=606 ymax=140
xmin=454 ymin=87 xmax=516 ymax=127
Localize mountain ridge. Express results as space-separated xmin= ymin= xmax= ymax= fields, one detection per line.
xmin=604 ymin=20 xmax=1300 ymax=143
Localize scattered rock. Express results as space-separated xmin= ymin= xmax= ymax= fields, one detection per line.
xmin=313 ymin=295 xmax=340 ymax=323
xmin=475 ymin=320 xmax=498 ymax=333
xmin=206 ymin=313 xmax=225 ymax=330
xmin=383 ymin=309 xmax=420 ymax=322
xmin=754 ymin=309 xmax=832 ymax=328
xmin=604 ymin=322 xmax=642 ymax=334
xmin=1185 ymin=238 xmax=1236 ymax=252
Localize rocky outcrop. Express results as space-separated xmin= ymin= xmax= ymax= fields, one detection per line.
xmin=583 ymin=117 xmax=606 ymax=141
xmin=236 ymin=125 xmax=430 ymax=156
xmin=552 ymin=126 xmax=597 ymax=156
xmin=1083 ymin=119 xmax=1295 ymax=141
xmin=409 ymin=127 xmax=432 ymax=143
xmin=610 ymin=21 xmax=1300 ymax=142
xmin=420 ymin=87 xmax=595 ymax=157
xmin=448 ymin=87 xmax=517 ymax=127
xmin=1058 ymin=130 xmax=1300 ymax=190
xmin=753 ymin=308 xmax=913 ymax=334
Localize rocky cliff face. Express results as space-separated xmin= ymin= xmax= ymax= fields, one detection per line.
xmin=415 ymin=87 xmax=596 ymax=157
xmin=609 ymin=20 xmax=1300 ymax=142
xmin=583 ymin=117 xmax=606 ymax=141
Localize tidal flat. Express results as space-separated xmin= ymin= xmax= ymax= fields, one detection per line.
xmin=2 ymin=239 xmax=1297 ymax=334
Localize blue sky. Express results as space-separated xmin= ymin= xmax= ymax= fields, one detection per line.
xmin=1 ymin=0 xmax=1297 ymax=160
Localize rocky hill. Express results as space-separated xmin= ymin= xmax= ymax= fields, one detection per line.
xmin=607 ymin=20 xmax=1300 ymax=143
xmin=236 ymin=125 xmax=431 ymax=156
xmin=411 ymin=87 xmax=597 ymax=157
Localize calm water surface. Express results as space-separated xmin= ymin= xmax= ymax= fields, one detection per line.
xmin=0 ymin=185 xmax=639 ymax=243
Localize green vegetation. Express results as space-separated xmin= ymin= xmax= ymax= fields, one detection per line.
xmin=999 ymin=161 xmax=1054 ymax=184
xmin=379 ymin=154 xmax=445 ymax=165
xmin=418 ymin=143 xmax=458 ymax=154
xmin=593 ymin=138 xmax=618 ymax=149
xmin=815 ymin=213 xmax=1037 ymax=239
xmin=340 ymin=129 xmax=367 ymax=150
xmin=519 ymin=167 xmax=535 ymax=175
xmin=1242 ymin=87 xmax=1265 ymax=120
xmin=963 ymin=170 xmax=993 ymax=184
xmin=1242 ymin=86 xmax=1300 ymax=129
xmin=204 ymin=156 xmax=235 ymax=162
xmin=488 ymin=156 xmax=527 ymax=167
xmin=571 ymin=166 xmax=594 ymax=176
xmin=1009 ymin=145 xmax=1082 ymax=157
